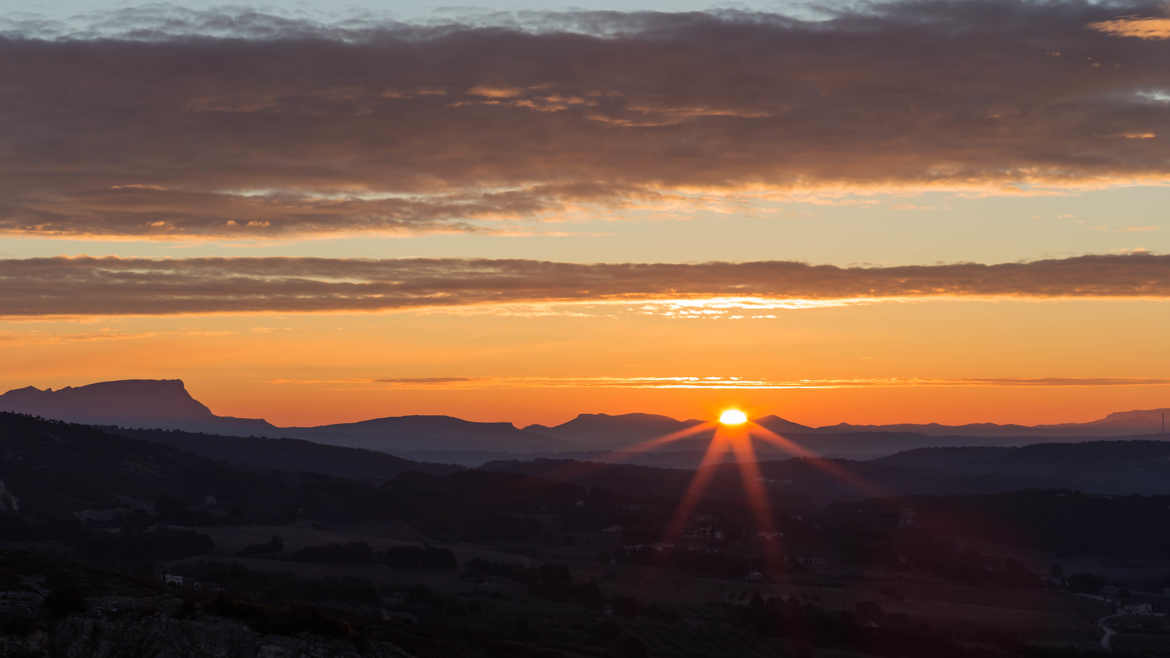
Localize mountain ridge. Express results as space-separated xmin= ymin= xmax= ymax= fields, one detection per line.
xmin=2 ymin=378 xmax=1166 ymax=465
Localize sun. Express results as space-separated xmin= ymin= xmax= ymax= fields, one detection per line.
xmin=719 ymin=408 xmax=748 ymax=426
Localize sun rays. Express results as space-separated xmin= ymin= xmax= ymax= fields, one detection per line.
xmin=749 ymin=424 xmax=884 ymax=498
xmin=596 ymin=408 xmax=885 ymax=575
xmin=605 ymin=421 xmax=717 ymax=461
xmin=523 ymin=406 xmax=881 ymax=578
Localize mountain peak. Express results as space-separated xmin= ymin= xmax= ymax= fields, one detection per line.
xmin=753 ymin=415 xmax=815 ymax=433
xmin=1099 ymin=408 xmax=1170 ymax=420
xmin=569 ymin=411 xmax=686 ymax=423
xmin=1081 ymin=408 xmax=1170 ymax=430
xmin=0 ymin=378 xmax=214 ymax=425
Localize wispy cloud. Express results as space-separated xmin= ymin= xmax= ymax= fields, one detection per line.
xmin=5 ymin=253 xmax=1165 ymax=317
xmin=3 ymin=2 xmax=1170 ymax=237
xmin=270 ymin=375 xmax=1170 ymax=390
xmin=1091 ymin=17 xmax=1170 ymax=39
xmin=374 ymin=377 xmax=477 ymax=384
xmin=0 ymin=328 xmax=237 ymax=344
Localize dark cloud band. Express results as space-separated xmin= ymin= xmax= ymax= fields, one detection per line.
xmin=0 ymin=253 xmax=1167 ymax=316
xmin=3 ymin=2 xmax=1170 ymax=237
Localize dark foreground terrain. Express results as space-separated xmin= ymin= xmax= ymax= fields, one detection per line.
xmin=2 ymin=412 xmax=1169 ymax=656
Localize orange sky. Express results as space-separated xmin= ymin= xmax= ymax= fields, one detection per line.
xmin=2 ymin=296 xmax=1167 ymax=427
xmin=4 ymin=2 xmax=1170 ymax=429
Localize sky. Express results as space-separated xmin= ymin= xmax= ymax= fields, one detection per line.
xmin=2 ymin=0 xmax=1170 ymax=427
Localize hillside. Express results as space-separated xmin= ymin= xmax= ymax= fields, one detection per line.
xmin=873 ymin=440 xmax=1170 ymax=494
xmin=119 ymin=427 xmax=459 ymax=482
xmin=0 ymin=412 xmax=295 ymax=520
xmin=0 ymin=413 xmax=452 ymax=523
xmin=489 ymin=439 xmax=1170 ymax=502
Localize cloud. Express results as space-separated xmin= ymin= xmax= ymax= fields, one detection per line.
xmin=3 ymin=2 xmax=1170 ymax=236
xmin=1 ymin=253 xmax=1169 ymax=317
xmin=1091 ymin=17 xmax=1170 ymax=39
xmin=270 ymin=375 xmax=1170 ymax=390
xmin=375 ymin=377 xmax=478 ymax=384
xmin=0 ymin=328 xmax=238 ymax=345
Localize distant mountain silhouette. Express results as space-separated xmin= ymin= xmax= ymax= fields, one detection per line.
xmin=814 ymin=408 xmax=1170 ymax=437
xmin=0 ymin=413 xmax=534 ymax=534
xmin=524 ymin=412 xmax=709 ymax=450
xmin=0 ymin=379 xmax=212 ymax=423
xmin=0 ymin=380 xmax=546 ymax=462
xmin=7 ymin=403 xmax=1170 ymax=527
xmin=284 ymin=415 xmax=555 ymax=455
xmin=1 ymin=378 xmax=1166 ymax=465
xmin=520 ymin=411 xmax=1170 ymax=465
xmin=529 ymin=409 xmax=1169 ymax=457
xmin=0 ymin=379 xmax=276 ymax=436
xmin=1042 ymin=408 xmax=1170 ymax=435
xmin=753 ymin=415 xmax=817 ymax=434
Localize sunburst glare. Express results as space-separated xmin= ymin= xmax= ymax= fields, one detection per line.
xmin=719 ymin=408 xmax=748 ymax=425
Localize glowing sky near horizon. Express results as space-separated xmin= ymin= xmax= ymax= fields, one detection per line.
xmin=3 ymin=1 xmax=1170 ymax=427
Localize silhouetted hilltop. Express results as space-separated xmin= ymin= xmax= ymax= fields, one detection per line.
xmin=0 ymin=379 xmax=276 ymax=436
xmin=0 ymin=411 xmax=296 ymax=520
xmin=0 ymin=379 xmax=213 ymax=423
xmin=872 ymin=439 xmax=1170 ymax=493
xmin=753 ymin=414 xmax=817 ymax=434
xmin=120 ymin=427 xmax=459 ymax=483
xmin=0 ymin=412 xmax=582 ymax=540
xmin=814 ymin=421 xmax=1037 ymax=437
xmin=522 ymin=410 xmax=1169 ymax=462
xmin=1045 ymin=407 xmax=1170 ymax=435
xmin=816 ymin=408 xmax=1170 ymax=437
xmin=0 ymin=380 xmax=550 ymax=462
xmin=286 ymin=415 xmax=556 ymax=454
xmin=524 ymin=412 xmax=709 ymax=450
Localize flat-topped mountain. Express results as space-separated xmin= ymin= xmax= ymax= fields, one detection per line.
xmin=0 ymin=379 xmax=213 ymax=423
xmin=0 ymin=379 xmax=278 ymax=436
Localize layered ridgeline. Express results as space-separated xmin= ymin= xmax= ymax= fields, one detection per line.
xmin=7 ymin=409 xmax=1170 ymax=527
xmin=0 ymin=412 xmax=455 ymax=522
xmin=0 ymin=380 xmax=555 ymax=464
xmin=1 ymin=379 xmax=1167 ymax=466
